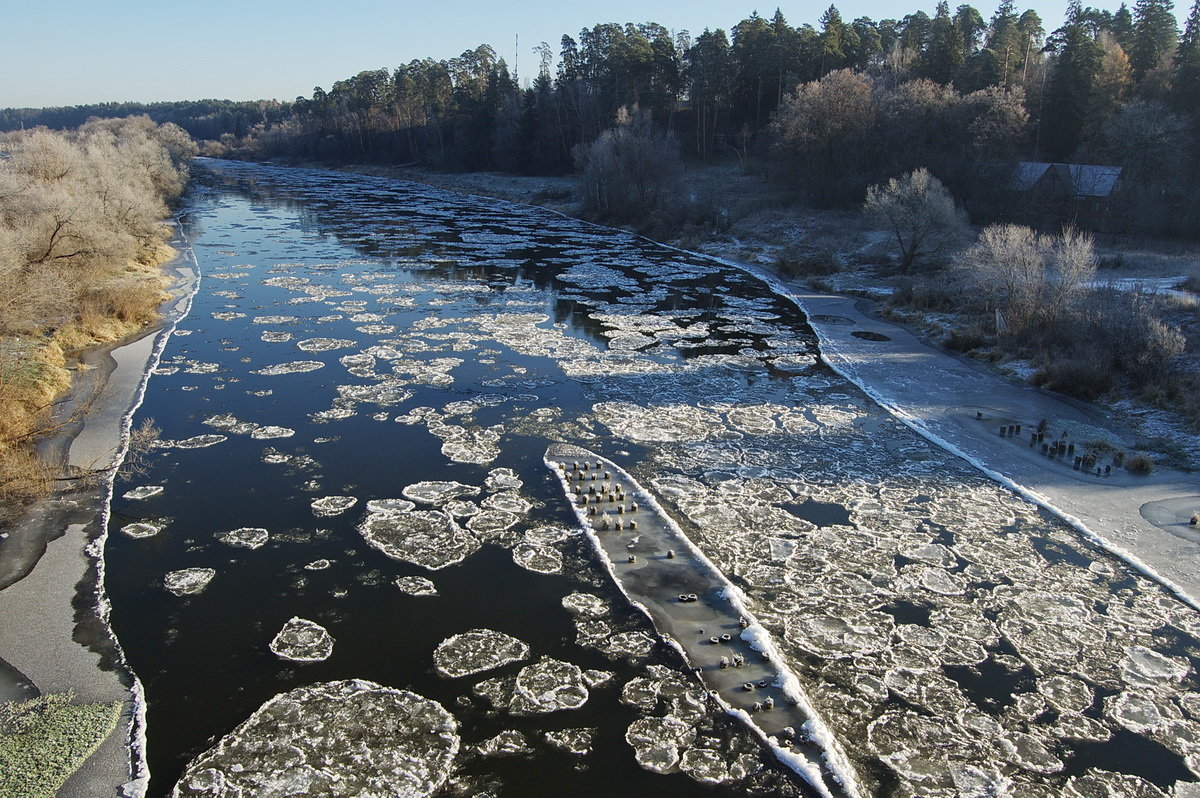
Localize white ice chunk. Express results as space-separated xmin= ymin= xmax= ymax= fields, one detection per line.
xmin=252 ymin=360 xmax=325 ymax=376
xmin=434 ymin=629 xmax=530 ymax=678
xmin=269 ymin=617 xmax=334 ymax=662
xmin=216 ymin=527 xmax=269 ymax=550
xmin=512 ymin=542 xmax=562 ymax=574
xmin=359 ymin=510 xmax=480 ymax=570
xmin=311 ymin=495 xmax=357 ymax=517
xmin=171 ymin=680 xmax=458 ymax=798
xmin=394 ymin=576 xmax=439 ymax=596
xmin=122 ymin=521 xmax=165 ymax=538
xmin=402 ymin=481 xmax=481 ymax=505
xmin=123 ymin=485 xmax=164 ymax=500
xmin=164 ymin=568 xmax=215 ymax=595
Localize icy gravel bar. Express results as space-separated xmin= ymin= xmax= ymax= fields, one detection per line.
xmin=546 ymin=443 xmax=861 ymax=798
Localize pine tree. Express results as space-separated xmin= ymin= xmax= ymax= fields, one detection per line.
xmin=923 ymin=1 xmax=966 ymax=83
xmin=1131 ymin=0 xmax=1180 ymax=77
xmin=1043 ymin=0 xmax=1105 ymax=157
xmin=1112 ymin=3 xmax=1136 ymax=49
xmin=1175 ymin=0 xmax=1200 ymax=111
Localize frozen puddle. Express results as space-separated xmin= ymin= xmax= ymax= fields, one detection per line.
xmin=171 ymin=680 xmax=458 ymax=796
xmin=546 ymin=443 xmax=860 ymax=798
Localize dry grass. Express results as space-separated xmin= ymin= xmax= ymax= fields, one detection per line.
xmin=1125 ymin=452 xmax=1155 ymax=474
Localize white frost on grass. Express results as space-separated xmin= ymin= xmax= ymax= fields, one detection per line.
xmin=171 ymin=680 xmax=458 ymax=798
xmin=433 ymin=629 xmax=530 ymax=678
xmin=269 ymin=617 xmax=334 ymax=662
xmin=164 ymin=568 xmax=215 ymax=596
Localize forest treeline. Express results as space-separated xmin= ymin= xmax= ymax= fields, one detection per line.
xmin=183 ymin=0 xmax=1199 ymax=235
xmin=0 ymin=116 xmax=196 ymax=514
xmin=0 ymin=100 xmax=290 ymax=143
xmin=3 ymin=0 xmax=1198 ymax=235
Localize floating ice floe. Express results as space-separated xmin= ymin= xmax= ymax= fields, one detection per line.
xmin=485 ymin=467 xmax=523 ymax=491
xmin=123 ymin=485 xmax=164 ymax=500
xmin=164 ymin=568 xmax=215 ymax=596
xmin=562 ymin=592 xmax=610 ymax=619
xmin=121 ymin=521 xmax=166 ymax=538
xmin=476 ymin=730 xmax=532 ymax=758
xmin=216 ymin=527 xmax=269 ymax=550
xmin=434 ymin=629 xmax=530 ymax=678
xmin=171 ymin=680 xmax=458 ymax=798
xmin=394 ymin=576 xmax=439 ymax=596
xmin=402 ymin=481 xmax=480 ymax=505
xmin=269 ymin=617 xmax=334 ymax=662
xmin=260 ymin=330 xmax=292 ymax=343
xmin=544 ymin=728 xmax=595 ymax=757
xmin=252 ymin=360 xmax=325 ymax=376
xmin=311 ymin=495 xmax=357 ymax=517
xmin=156 ymin=434 xmax=227 ymax=449
xmin=626 ymin=716 xmax=697 ymax=774
xmin=473 ymin=657 xmax=590 ymax=715
xmin=359 ymin=508 xmax=480 ymax=570
xmin=444 ymin=500 xmax=481 ymax=518
xmin=304 ymin=559 xmax=332 ymax=571
xmin=512 ymin=542 xmax=562 ymax=574
xmin=595 ymin=631 xmax=657 ymax=663
xmin=250 ymin=426 xmax=295 ymax=440
xmin=296 ymin=337 xmax=355 ymax=352
xmin=366 ymin=498 xmax=416 ymax=514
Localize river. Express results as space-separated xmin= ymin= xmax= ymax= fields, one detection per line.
xmin=104 ymin=160 xmax=1200 ymax=797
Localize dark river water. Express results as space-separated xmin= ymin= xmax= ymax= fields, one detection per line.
xmin=105 ymin=161 xmax=1200 ymax=797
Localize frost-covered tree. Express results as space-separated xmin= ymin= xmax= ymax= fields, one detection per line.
xmin=863 ymin=168 xmax=967 ymax=272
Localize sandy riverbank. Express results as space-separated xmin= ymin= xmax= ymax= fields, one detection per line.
xmin=0 ymin=229 xmax=199 ymax=798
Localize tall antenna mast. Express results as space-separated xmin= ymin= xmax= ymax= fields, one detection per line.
xmin=515 ymin=34 xmax=519 ymax=84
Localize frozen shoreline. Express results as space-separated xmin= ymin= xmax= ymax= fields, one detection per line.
xmin=727 ymin=262 xmax=1200 ymax=610
xmin=381 ymin=163 xmax=1200 ymax=611
xmin=0 ymin=225 xmax=200 ymax=797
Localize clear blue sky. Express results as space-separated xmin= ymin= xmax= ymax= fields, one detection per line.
xmin=0 ymin=0 xmax=1186 ymax=108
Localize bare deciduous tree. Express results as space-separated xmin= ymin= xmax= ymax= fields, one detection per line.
xmin=574 ymin=106 xmax=683 ymax=226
